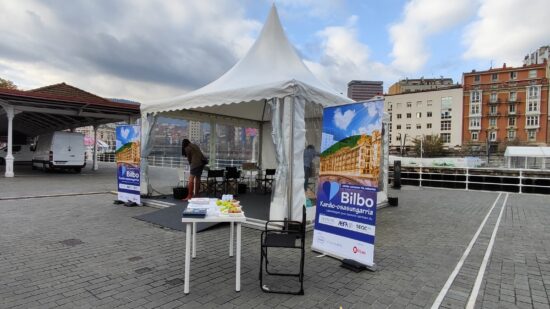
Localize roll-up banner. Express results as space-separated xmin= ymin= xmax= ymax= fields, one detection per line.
xmin=312 ymin=99 xmax=383 ymax=267
xmin=115 ymin=125 xmax=141 ymax=204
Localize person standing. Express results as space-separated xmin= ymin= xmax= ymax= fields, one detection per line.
xmin=303 ymin=144 xmax=319 ymax=191
xmin=181 ymin=139 xmax=207 ymax=200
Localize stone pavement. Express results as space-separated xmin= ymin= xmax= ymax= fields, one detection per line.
xmin=0 ymin=186 xmax=549 ymax=308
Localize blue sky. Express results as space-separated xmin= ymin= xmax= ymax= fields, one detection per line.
xmin=0 ymin=0 xmax=548 ymax=101
xmin=323 ymin=100 xmax=384 ymax=142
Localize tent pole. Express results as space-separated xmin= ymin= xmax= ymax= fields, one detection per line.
xmin=288 ymin=96 xmax=295 ymax=221
xmin=258 ymin=99 xmax=268 ymax=168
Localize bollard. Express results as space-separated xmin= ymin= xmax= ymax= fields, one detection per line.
xmin=393 ymin=160 xmax=401 ymax=189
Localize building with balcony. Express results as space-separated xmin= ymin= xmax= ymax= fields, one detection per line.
xmin=347 ymin=80 xmax=383 ymax=101
xmin=388 ymin=77 xmax=454 ymax=95
xmin=524 ymin=45 xmax=550 ymax=65
xmin=384 ymin=86 xmax=464 ymax=149
xmin=462 ymin=62 xmax=549 ymax=146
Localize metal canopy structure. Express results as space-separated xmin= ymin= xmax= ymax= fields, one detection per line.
xmin=0 ymin=83 xmax=140 ymax=177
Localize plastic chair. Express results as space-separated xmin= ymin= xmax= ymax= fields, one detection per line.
xmin=224 ymin=166 xmax=241 ymax=195
xmin=257 ymin=169 xmax=276 ymax=194
xmin=204 ymin=169 xmax=225 ymax=197
xmin=259 ymin=205 xmax=306 ymax=295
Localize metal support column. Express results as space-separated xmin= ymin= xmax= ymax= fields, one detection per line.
xmin=4 ymin=105 xmax=15 ymax=177
xmin=93 ymin=124 xmax=99 ymax=171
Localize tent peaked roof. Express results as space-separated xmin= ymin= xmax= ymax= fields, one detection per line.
xmin=143 ymin=5 xmax=352 ymax=119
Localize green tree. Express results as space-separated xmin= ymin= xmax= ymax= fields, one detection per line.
xmin=0 ymin=77 xmax=17 ymax=90
xmin=412 ymin=135 xmax=445 ymax=157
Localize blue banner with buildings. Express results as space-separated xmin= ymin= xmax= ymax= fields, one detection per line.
xmin=312 ymin=100 xmax=383 ymax=266
xmin=115 ymin=125 xmax=141 ymax=204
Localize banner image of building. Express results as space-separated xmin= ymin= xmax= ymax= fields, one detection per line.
xmin=116 ymin=125 xmax=141 ymax=204
xmin=312 ymin=99 xmax=384 ymax=267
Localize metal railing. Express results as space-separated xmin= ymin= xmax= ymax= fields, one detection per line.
xmin=390 ymin=165 xmax=550 ymax=194
xmin=97 ymin=153 xmax=250 ymax=169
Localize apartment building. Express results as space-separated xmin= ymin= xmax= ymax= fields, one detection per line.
xmin=388 ymin=77 xmax=454 ymax=95
xmin=462 ymin=62 xmax=549 ymax=146
xmin=384 ymin=86 xmax=463 ymax=148
xmin=523 ymin=46 xmax=550 ymax=65
xmin=347 ymin=80 xmax=383 ymax=101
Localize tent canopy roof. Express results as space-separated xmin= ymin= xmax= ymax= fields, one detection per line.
xmin=142 ymin=5 xmax=352 ymax=120
xmin=504 ymin=146 xmax=550 ymax=158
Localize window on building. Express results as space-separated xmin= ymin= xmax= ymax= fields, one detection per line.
xmin=529 ymin=70 xmax=537 ymax=78
xmin=396 ymin=135 xmax=401 ymax=141
xmin=471 ymin=131 xmax=478 ymax=141
xmin=490 ymin=92 xmax=497 ymax=102
xmin=470 ymin=103 xmax=480 ymax=115
xmin=406 ymin=113 xmax=411 ymax=118
xmin=396 ymin=103 xmax=402 ymax=109
xmin=396 ymin=124 xmax=401 ymax=129
xmin=528 ymin=129 xmax=536 ymax=140
xmin=489 ymin=105 xmax=497 ymax=114
xmin=489 ymin=118 xmax=496 ymax=127
xmin=416 ymin=101 xmax=422 ymax=108
xmin=397 ymin=114 xmax=402 ymax=119
xmin=469 ymin=117 xmax=481 ymax=128
xmin=474 ymin=75 xmax=480 ymax=82
xmin=526 ymin=116 xmax=539 ymax=127
xmin=427 ymin=100 xmax=433 ymax=107
xmin=427 ymin=123 xmax=432 ymax=129
xmin=441 ymin=97 xmax=452 ymax=119
xmin=388 ymin=104 xmax=393 ymax=111
xmin=491 ymin=73 xmax=498 ymax=81
xmin=440 ymin=133 xmax=451 ymax=143
xmin=489 ymin=131 xmax=497 ymax=142
xmin=508 ymin=117 xmax=516 ymax=127
xmin=416 ymin=124 xmax=421 ymax=129
xmin=416 ymin=112 xmax=422 ymax=118
xmin=508 ymin=104 xmax=516 ymax=114
xmin=427 ymin=111 xmax=432 ymax=117
xmin=407 ymin=102 xmax=412 ymax=108
xmin=528 ymin=86 xmax=540 ymax=99
xmin=406 ymin=124 xmax=411 ymax=130
xmin=510 ymin=71 xmax=517 ymax=80
xmin=528 ymin=101 xmax=539 ymax=112
xmin=471 ymin=91 xmax=481 ymax=103
xmin=441 ymin=121 xmax=451 ymax=131
xmin=509 ymin=91 xmax=516 ymax=102
xmin=508 ymin=130 xmax=516 ymax=140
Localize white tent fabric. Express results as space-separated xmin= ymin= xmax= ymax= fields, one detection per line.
xmin=142 ymin=5 xmax=351 ymax=118
xmin=141 ymin=5 xmax=353 ymax=221
xmin=504 ymin=146 xmax=550 ymax=158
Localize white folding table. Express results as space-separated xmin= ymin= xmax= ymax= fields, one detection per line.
xmin=181 ymin=205 xmax=246 ymax=294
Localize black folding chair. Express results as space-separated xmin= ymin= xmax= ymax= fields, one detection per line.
xmin=204 ymin=169 xmax=225 ymax=197
xmin=257 ymin=168 xmax=276 ymax=194
xmin=224 ymin=166 xmax=241 ymax=195
xmin=260 ymin=205 xmax=306 ymax=295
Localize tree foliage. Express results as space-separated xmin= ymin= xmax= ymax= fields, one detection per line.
xmin=412 ymin=135 xmax=445 ymax=157
xmin=0 ymin=77 xmax=17 ymax=90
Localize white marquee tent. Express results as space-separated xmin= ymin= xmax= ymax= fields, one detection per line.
xmin=141 ymin=5 xmax=386 ymax=222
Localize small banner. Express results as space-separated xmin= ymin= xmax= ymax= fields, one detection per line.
xmin=115 ymin=125 xmax=141 ymax=204
xmin=312 ymin=99 xmax=383 ymax=267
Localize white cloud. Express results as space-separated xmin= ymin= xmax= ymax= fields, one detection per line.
xmin=462 ymin=0 xmax=550 ymax=65
xmin=365 ymin=102 xmax=382 ymax=117
xmin=0 ymin=0 xmax=261 ymax=102
xmin=304 ymin=16 xmax=398 ymax=95
xmin=275 ymin=0 xmax=345 ymax=19
xmin=333 ymin=108 xmax=356 ymax=130
xmin=389 ymin=0 xmax=477 ymax=72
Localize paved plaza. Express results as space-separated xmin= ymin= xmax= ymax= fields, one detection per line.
xmin=1 ymin=170 xmax=550 ymax=308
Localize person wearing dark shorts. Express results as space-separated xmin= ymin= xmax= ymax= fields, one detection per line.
xmin=182 ymin=139 xmax=207 ymax=200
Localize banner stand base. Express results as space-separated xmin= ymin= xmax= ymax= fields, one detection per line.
xmin=341 ymin=259 xmax=376 ymax=273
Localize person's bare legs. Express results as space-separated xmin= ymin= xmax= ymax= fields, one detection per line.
xmin=183 ymin=175 xmax=196 ymax=201
xmin=193 ymin=175 xmax=200 ymax=196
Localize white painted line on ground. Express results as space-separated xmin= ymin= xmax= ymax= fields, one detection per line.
xmin=465 ymin=193 xmax=509 ymax=309
xmin=430 ymin=192 xmax=502 ymax=309
xmin=0 ymin=191 xmax=111 ymax=201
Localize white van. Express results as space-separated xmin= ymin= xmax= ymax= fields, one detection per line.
xmin=32 ymin=132 xmax=86 ymax=173
xmin=0 ymin=144 xmax=35 ymax=165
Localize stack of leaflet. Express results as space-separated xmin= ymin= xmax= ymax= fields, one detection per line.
xmin=186 ymin=198 xmax=219 ymax=217
xmin=182 ymin=208 xmax=207 ymax=218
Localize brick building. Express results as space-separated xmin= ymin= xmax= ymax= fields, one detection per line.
xmin=462 ymin=62 xmax=549 ymax=147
